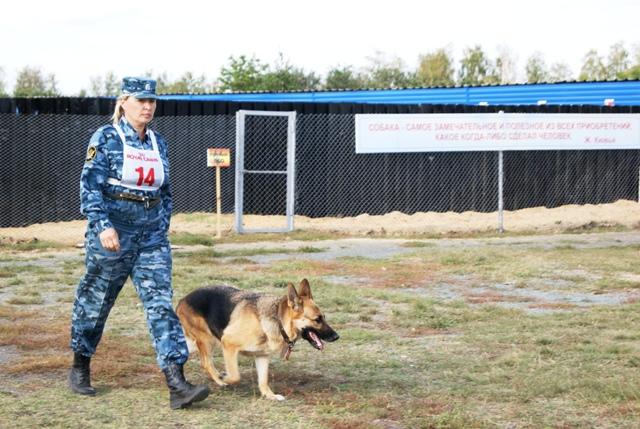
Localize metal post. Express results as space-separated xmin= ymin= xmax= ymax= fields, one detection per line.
xmin=215 ymin=166 xmax=222 ymax=238
xmin=234 ymin=110 xmax=244 ymax=233
xmin=286 ymin=111 xmax=297 ymax=232
xmin=498 ymin=150 xmax=504 ymax=233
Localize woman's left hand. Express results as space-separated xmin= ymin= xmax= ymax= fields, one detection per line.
xmin=99 ymin=227 xmax=120 ymax=252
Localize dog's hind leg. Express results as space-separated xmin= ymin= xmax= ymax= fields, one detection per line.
xmin=196 ymin=336 xmax=227 ymax=386
xmin=255 ymin=356 xmax=284 ymax=401
xmin=176 ymin=302 xmax=226 ymax=386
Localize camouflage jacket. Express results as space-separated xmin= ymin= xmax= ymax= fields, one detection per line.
xmin=80 ymin=117 xmax=172 ymax=233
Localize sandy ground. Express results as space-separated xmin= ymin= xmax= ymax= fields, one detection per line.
xmin=1 ymin=199 xmax=639 ymax=246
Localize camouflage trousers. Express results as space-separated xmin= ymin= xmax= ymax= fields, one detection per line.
xmin=70 ymin=213 xmax=188 ymax=370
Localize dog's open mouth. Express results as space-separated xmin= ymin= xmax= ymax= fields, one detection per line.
xmin=302 ymin=328 xmax=324 ymax=351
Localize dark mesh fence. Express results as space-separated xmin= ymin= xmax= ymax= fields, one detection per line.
xmin=1 ymin=99 xmax=639 ymax=228
xmin=0 ymin=114 xmax=104 ymax=227
xmin=296 ymin=114 xmax=500 ymax=217
xmin=503 ymin=150 xmax=639 ymax=208
xmin=0 ymin=113 xmax=238 ymax=227
xmin=154 ymin=115 xmax=236 ymax=215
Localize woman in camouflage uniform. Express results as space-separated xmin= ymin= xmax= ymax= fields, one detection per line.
xmin=69 ymin=77 xmax=209 ymax=410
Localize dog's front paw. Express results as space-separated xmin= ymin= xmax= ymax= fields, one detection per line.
xmin=214 ymin=379 xmax=229 ymax=387
xmin=264 ymin=393 xmax=285 ymax=401
xmin=222 ymin=375 xmax=240 ymax=385
xmin=207 ymin=371 xmax=228 ymax=387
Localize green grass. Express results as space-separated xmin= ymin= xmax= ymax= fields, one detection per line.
xmin=0 ymin=239 xmax=64 ymax=251
xmin=562 ymin=221 xmax=628 ymax=234
xmin=0 ymin=264 xmax=53 ymax=278
xmin=170 ymin=231 xmax=217 ymax=246
xmin=6 ymin=294 xmax=44 ymax=305
xmin=216 ymin=229 xmax=349 ymax=244
xmin=402 ymin=241 xmax=437 ymax=248
xmin=1 ymin=234 xmax=640 ymax=427
xmin=401 ymin=244 xmax=640 ymax=291
xmin=297 ymin=246 xmax=325 ymax=253
xmin=7 ymin=277 xmax=24 ymax=286
xmin=174 ymin=245 xmax=326 ymax=261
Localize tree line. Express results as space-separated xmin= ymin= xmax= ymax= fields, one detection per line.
xmin=1 ymin=43 xmax=639 ymax=97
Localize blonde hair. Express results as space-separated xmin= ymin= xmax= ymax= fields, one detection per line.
xmin=111 ymin=95 xmax=128 ymax=125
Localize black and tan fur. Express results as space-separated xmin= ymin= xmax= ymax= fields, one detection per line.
xmin=176 ymin=279 xmax=339 ymax=400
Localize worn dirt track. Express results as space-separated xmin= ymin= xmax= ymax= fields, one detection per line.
xmin=1 ymin=200 xmax=639 ymax=246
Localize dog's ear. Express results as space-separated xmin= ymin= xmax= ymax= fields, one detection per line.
xmin=298 ymin=278 xmax=313 ymax=300
xmin=287 ymin=283 xmax=302 ymax=312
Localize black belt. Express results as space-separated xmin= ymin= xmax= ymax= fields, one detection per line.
xmin=105 ymin=192 xmax=161 ymax=209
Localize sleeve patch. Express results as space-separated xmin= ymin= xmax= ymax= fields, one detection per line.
xmin=85 ymin=146 xmax=97 ymax=162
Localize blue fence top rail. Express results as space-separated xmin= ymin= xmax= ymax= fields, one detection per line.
xmin=159 ymin=80 xmax=640 ymax=106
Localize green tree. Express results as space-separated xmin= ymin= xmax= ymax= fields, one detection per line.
xmin=483 ymin=65 xmax=501 ymax=85
xmin=415 ymin=48 xmax=454 ymax=87
xmin=104 ymin=71 xmax=120 ymax=96
xmin=616 ymin=43 xmax=640 ymax=79
xmin=578 ymin=49 xmax=607 ymax=81
xmin=457 ymin=45 xmax=493 ymax=86
xmin=89 ymin=71 xmax=119 ymax=96
xmin=0 ymin=67 xmax=7 ymax=96
xmin=548 ymin=62 xmax=573 ymax=82
xmin=606 ymin=42 xmax=630 ymax=79
xmin=13 ymin=66 xmax=58 ymax=97
xmin=618 ymin=65 xmax=640 ymax=79
xmin=494 ymin=46 xmax=517 ymax=84
xmin=219 ymin=55 xmax=267 ymax=92
xmin=363 ymin=51 xmax=416 ymax=88
xmin=262 ymin=53 xmax=320 ymax=91
xmin=525 ymin=52 xmax=548 ymax=83
xmin=324 ymin=66 xmax=366 ymax=89
xmin=160 ymin=72 xmax=209 ymax=94
xmin=146 ymin=71 xmax=171 ymax=94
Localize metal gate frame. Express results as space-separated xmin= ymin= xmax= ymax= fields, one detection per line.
xmin=234 ymin=110 xmax=297 ymax=234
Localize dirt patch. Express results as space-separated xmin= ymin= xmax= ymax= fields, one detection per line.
xmin=392 ymin=279 xmax=640 ymax=314
xmin=0 ymin=345 xmax=20 ymax=364
xmin=1 ymin=200 xmax=639 ymax=246
xmin=217 ymin=238 xmax=417 ymax=264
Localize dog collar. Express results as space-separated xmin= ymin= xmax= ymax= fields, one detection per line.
xmin=278 ymin=324 xmax=295 ymax=360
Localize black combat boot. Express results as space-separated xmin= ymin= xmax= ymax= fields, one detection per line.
xmin=68 ymin=352 xmax=96 ymax=396
xmin=163 ymin=364 xmax=210 ymax=409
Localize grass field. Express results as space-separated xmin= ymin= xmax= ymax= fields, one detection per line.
xmin=1 ymin=228 xmax=640 ymax=428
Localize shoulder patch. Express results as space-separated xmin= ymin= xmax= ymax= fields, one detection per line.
xmin=85 ymin=146 xmax=97 ymax=162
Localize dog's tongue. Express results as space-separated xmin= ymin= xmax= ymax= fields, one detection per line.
xmin=309 ymin=331 xmax=324 ymax=350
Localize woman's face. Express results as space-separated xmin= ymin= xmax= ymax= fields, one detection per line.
xmin=121 ymin=96 xmax=156 ymax=129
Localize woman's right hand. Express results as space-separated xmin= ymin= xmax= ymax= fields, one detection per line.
xmin=99 ymin=227 xmax=120 ymax=252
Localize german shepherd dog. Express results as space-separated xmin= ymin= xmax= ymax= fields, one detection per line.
xmin=176 ymin=279 xmax=339 ymax=400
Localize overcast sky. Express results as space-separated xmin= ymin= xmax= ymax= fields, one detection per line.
xmin=2 ymin=0 xmax=639 ymax=95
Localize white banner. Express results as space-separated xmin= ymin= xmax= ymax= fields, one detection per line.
xmin=355 ymin=113 xmax=640 ymax=153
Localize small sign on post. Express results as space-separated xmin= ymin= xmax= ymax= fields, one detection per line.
xmin=207 ymin=148 xmax=231 ymax=238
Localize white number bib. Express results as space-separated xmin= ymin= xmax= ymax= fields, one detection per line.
xmin=107 ymin=124 xmax=165 ymax=191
